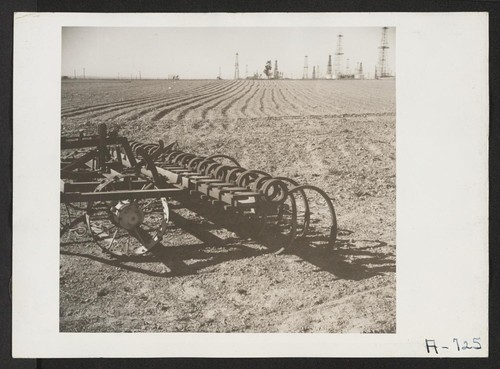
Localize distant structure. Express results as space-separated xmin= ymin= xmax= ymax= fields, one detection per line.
xmin=317 ymin=65 xmax=320 ymax=79
xmin=376 ymin=27 xmax=393 ymax=79
xmin=303 ymin=55 xmax=309 ymax=79
xmin=274 ymin=60 xmax=279 ymax=79
xmin=345 ymin=58 xmax=351 ymax=75
xmin=334 ymin=34 xmax=344 ymax=78
xmin=234 ymin=53 xmax=240 ymax=80
xmin=326 ymin=55 xmax=333 ymax=79
xmin=355 ymin=62 xmax=365 ymax=79
xmin=139 ymin=71 xmax=142 ymax=80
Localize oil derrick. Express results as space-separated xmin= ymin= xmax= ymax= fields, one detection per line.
xmin=317 ymin=65 xmax=320 ymax=79
xmin=303 ymin=55 xmax=308 ymax=79
xmin=234 ymin=53 xmax=240 ymax=80
xmin=312 ymin=66 xmax=316 ymax=79
xmin=326 ymin=54 xmax=333 ymax=79
xmin=355 ymin=62 xmax=364 ymax=79
xmin=334 ymin=34 xmax=344 ymax=78
xmin=377 ymin=27 xmax=390 ymax=79
xmin=274 ymin=60 xmax=279 ymax=79
xmin=345 ymin=58 xmax=351 ymax=75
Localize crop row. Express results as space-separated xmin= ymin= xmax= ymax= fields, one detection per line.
xmin=61 ymin=79 xmax=395 ymax=121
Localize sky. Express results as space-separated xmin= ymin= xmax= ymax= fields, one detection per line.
xmin=62 ymin=27 xmax=395 ymax=79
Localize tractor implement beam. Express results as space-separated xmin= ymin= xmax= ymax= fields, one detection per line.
xmin=61 ymin=188 xmax=184 ymax=203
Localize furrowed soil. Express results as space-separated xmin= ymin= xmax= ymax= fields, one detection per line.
xmin=60 ymin=79 xmax=396 ymax=333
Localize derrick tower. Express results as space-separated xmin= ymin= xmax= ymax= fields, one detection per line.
xmin=334 ymin=34 xmax=344 ymax=78
xmin=377 ymin=27 xmax=390 ymax=78
xmin=234 ymin=53 xmax=240 ymax=80
xmin=302 ymin=55 xmax=309 ymax=79
xmin=326 ymin=54 xmax=333 ymax=79
xmin=274 ymin=60 xmax=279 ymax=79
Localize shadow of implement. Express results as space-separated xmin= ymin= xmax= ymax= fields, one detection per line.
xmin=61 ymin=198 xmax=395 ymax=281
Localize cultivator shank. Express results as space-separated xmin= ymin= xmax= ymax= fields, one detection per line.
xmin=60 ymin=124 xmax=337 ymax=258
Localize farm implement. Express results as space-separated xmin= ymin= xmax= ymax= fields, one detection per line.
xmin=60 ymin=123 xmax=337 ymax=258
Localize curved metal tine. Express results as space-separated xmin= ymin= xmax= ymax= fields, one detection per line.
xmin=274 ymin=177 xmax=311 ymax=238
xmin=137 ymin=148 xmax=163 ymax=186
xmin=288 ymin=185 xmax=337 ymax=247
xmin=139 ymin=181 xmax=157 ymax=211
xmin=205 ymin=154 xmax=241 ymax=167
xmin=273 ymin=192 xmax=298 ymax=254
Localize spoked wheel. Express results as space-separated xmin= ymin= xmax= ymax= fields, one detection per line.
xmin=85 ymin=174 xmax=170 ymax=258
xmin=257 ymin=193 xmax=298 ymax=254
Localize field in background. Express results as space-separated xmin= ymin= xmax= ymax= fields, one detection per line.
xmin=61 ymin=79 xmax=394 ymax=124
xmin=60 ymin=79 xmax=396 ymax=333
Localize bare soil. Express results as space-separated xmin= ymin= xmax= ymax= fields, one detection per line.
xmin=60 ymin=79 xmax=396 ymax=333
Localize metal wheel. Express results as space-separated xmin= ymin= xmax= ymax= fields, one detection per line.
xmin=85 ymin=174 xmax=170 ymax=257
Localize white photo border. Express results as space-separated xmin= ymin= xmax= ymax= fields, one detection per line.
xmin=12 ymin=12 xmax=488 ymax=358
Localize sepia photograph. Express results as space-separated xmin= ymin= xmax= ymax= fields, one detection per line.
xmin=12 ymin=12 xmax=488 ymax=358
xmin=59 ymin=26 xmax=396 ymax=333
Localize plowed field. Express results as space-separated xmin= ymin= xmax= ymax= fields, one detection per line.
xmin=60 ymin=79 xmax=396 ymax=333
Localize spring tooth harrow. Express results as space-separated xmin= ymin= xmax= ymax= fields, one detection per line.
xmin=60 ymin=123 xmax=337 ymax=257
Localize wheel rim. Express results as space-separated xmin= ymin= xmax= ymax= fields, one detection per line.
xmin=86 ymin=174 xmax=169 ymax=257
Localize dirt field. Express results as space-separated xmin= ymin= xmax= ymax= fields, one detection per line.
xmin=60 ymin=79 xmax=396 ymax=333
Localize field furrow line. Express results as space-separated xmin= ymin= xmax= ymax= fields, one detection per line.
xmin=260 ymin=87 xmax=281 ymax=116
xmin=220 ymin=81 xmax=253 ymax=118
xmin=176 ymin=81 xmax=248 ymax=121
xmin=240 ymin=84 xmax=261 ymax=118
xmin=292 ymin=82 xmax=351 ymax=114
xmin=258 ymin=88 xmax=267 ymax=116
xmin=288 ymin=82 xmax=334 ymax=110
xmin=61 ymin=95 xmax=167 ymax=118
xmin=270 ymin=88 xmax=280 ymax=113
xmin=246 ymin=87 xmax=266 ymax=118
xmin=269 ymin=83 xmax=294 ymax=116
xmin=277 ymin=88 xmax=298 ymax=111
xmin=61 ymin=88 xmax=164 ymax=114
xmin=98 ymin=81 xmax=234 ymax=121
xmin=145 ymin=81 xmax=240 ymax=121
xmin=281 ymin=86 xmax=320 ymax=115
xmin=197 ymin=81 xmax=250 ymax=120
xmin=61 ymin=81 xmax=223 ymax=117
